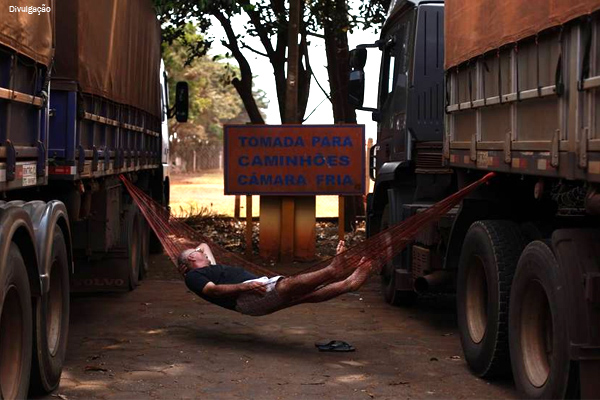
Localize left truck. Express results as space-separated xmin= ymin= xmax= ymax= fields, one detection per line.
xmin=0 ymin=1 xmax=186 ymax=398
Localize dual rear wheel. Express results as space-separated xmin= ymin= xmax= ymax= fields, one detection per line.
xmin=121 ymin=204 xmax=150 ymax=289
xmin=30 ymin=228 xmax=70 ymax=394
xmin=509 ymin=241 xmax=574 ymax=399
xmin=457 ymin=220 xmax=525 ymax=377
xmin=0 ymin=244 xmax=32 ymax=400
xmin=0 ymin=228 xmax=70 ymax=399
xmin=457 ymin=221 xmax=574 ymax=398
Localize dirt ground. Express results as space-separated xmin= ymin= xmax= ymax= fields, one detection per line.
xmin=38 ymin=254 xmax=517 ymax=400
xmin=36 ymin=172 xmax=516 ymax=399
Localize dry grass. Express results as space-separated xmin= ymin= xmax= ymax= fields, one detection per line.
xmin=169 ymin=170 xmax=343 ymax=218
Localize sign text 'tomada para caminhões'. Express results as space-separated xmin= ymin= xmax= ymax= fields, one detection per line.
xmin=224 ymin=125 xmax=365 ymax=195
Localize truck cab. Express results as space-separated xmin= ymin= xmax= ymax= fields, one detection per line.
xmin=350 ymin=0 xmax=446 ymax=238
xmin=350 ymin=1 xmax=600 ymax=398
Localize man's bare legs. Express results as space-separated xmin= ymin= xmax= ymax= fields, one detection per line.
xmin=288 ymin=257 xmax=375 ymax=305
xmin=275 ymin=241 xmax=348 ymax=301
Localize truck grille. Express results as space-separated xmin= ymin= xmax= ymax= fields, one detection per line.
xmin=415 ymin=142 xmax=447 ymax=172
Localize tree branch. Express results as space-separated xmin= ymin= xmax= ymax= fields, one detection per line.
xmin=240 ymin=41 xmax=269 ymax=58
xmin=238 ymin=0 xmax=276 ymax=58
xmin=310 ymin=68 xmax=332 ymax=102
xmin=306 ymin=31 xmax=325 ymax=39
xmin=213 ymin=10 xmax=264 ymax=124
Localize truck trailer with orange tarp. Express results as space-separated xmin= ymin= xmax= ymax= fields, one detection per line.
xmin=0 ymin=1 xmax=186 ymax=398
xmin=349 ymin=0 xmax=600 ymax=398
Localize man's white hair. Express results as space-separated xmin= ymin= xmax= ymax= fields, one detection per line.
xmin=178 ymin=248 xmax=196 ymax=267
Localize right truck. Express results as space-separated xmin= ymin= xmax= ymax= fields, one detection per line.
xmin=349 ymin=0 xmax=600 ymax=398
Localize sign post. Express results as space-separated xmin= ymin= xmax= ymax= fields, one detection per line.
xmin=245 ymin=195 xmax=253 ymax=258
xmin=224 ymin=125 xmax=365 ymax=260
xmin=338 ymin=196 xmax=345 ymax=241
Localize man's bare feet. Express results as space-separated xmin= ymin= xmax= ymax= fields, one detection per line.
xmin=356 ymin=256 xmax=378 ymax=275
xmin=336 ymin=240 xmax=347 ymax=255
xmin=330 ymin=240 xmax=347 ymax=278
xmin=343 ymin=256 xmax=376 ymax=292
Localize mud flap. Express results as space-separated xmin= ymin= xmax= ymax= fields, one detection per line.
xmin=552 ymin=229 xmax=600 ymax=399
xmin=70 ymin=251 xmax=131 ymax=292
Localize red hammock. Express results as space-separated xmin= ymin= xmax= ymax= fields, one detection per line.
xmin=119 ymin=172 xmax=495 ymax=278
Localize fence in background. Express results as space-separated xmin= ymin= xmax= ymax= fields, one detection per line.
xmin=173 ymin=142 xmax=223 ymax=172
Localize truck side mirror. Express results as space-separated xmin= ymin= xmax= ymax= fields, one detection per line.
xmin=348 ymin=45 xmax=378 ymax=112
xmin=349 ymin=48 xmax=367 ymax=70
xmin=175 ymin=81 xmax=189 ymax=123
xmin=348 ymin=70 xmax=365 ymax=108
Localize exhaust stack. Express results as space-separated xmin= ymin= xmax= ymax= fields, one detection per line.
xmin=414 ymin=270 xmax=452 ymax=294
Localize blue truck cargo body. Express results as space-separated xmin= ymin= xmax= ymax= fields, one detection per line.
xmin=0 ymin=44 xmax=49 ymax=191
xmin=48 ymin=88 xmax=162 ymax=180
xmin=0 ymin=1 xmax=175 ymax=397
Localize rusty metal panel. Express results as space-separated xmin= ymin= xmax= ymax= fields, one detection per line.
xmin=482 ymin=53 xmax=499 ymax=98
xmin=456 ymin=66 xmax=475 ymax=104
xmin=446 ymin=13 xmax=600 ymax=183
xmin=475 ymin=49 xmax=514 ymax=99
xmin=517 ymin=35 xmax=560 ymax=91
xmin=224 ymin=125 xmax=365 ymax=195
xmin=454 ymin=111 xmax=476 ymax=142
xmin=481 ymin=105 xmax=511 ymax=142
xmin=517 ymin=97 xmax=559 ymax=141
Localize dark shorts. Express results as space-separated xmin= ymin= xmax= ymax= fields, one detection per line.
xmin=235 ymin=276 xmax=284 ymax=316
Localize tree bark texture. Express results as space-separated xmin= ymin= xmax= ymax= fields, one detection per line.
xmin=214 ymin=11 xmax=265 ymax=124
xmin=321 ymin=0 xmax=364 ymax=226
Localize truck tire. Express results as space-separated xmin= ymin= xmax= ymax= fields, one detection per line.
xmin=509 ymin=241 xmax=573 ymax=399
xmin=0 ymin=243 xmax=33 ymax=400
xmin=457 ymin=220 xmax=525 ymax=377
xmin=29 ymin=228 xmax=70 ymax=394
xmin=379 ymin=205 xmax=416 ymax=306
xmin=121 ymin=205 xmax=141 ymax=290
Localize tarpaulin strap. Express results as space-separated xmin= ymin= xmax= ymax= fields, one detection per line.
xmin=119 ymin=172 xmax=495 ymax=279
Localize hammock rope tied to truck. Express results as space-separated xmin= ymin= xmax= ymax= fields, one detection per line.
xmin=119 ymin=172 xmax=495 ymax=286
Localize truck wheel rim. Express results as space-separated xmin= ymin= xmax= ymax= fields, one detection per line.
xmin=0 ymin=286 xmax=23 ymax=399
xmin=466 ymin=255 xmax=487 ymax=344
xmin=521 ymin=280 xmax=551 ymax=388
xmin=47 ymin=260 xmax=63 ymax=356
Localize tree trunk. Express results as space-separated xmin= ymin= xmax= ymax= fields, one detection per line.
xmin=297 ymin=32 xmax=311 ymax=122
xmin=323 ymin=0 xmax=356 ymax=125
xmin=232 ymin=78 xmax=264 ymax=124
xmin=214 ymin=11 xmax=265 ymax=124
xmin=322 ymin=0 xmax=363 ymax=230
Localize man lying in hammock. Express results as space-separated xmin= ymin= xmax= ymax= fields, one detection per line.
xmin=178 ymin=242 xmax=374 ymax=316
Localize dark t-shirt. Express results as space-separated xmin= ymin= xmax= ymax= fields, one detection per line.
xmin=184 ymin=264 xmax=258 ymax=310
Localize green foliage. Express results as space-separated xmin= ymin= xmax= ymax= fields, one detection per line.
xmin=163 ymin=23 xmax=266 ymax=136
xmin=163 ymin=22 xmax=267 ymax=169
xmin=155 ymin=0 xmax=307 ymax=124
xmin=154 ymin=0 xmax=385 ymax=125
xmin=306 ymin=0 xmax=389 ymax=36
xmin=154 ymin=0 xmax=237 ymax=64
xmin=357 ymin=0 xmax=390 ymax=32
